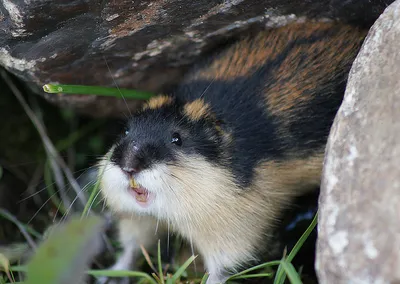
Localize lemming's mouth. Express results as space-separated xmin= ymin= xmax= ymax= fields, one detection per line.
xmin=128 ymin=176 xmax=154 ymax=207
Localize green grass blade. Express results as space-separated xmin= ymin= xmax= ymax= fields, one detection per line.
xmin=230 ymin=273 xmax=273 ymax=280
xmin=43 ymin=84 xmax=154 ymax=100
xmin=286 ymin=212 xmax=318 ymax=263
xmin=171 ymin=254 xmax=197 ymax=282
xmin=152 ymin=272 xmax=162 ymax=283
xmin=279 ymin=261 xmax=302 ymax=284
xmin=274 ymin=253 xmax=286 ymax=284
xmin=10 ymin=266 xmax=27 ymax=272
xmin=82 ymin=149 xmax=113 ymax=217
xmin=138 ymin=278 xmax=150 ymax=284
xmin=88 ymin=270 xmax=157 ymax=284
xmin=227 ymin=260 xmax=280 ymax=280
xmin=157 ymin=240 xmax=165 ymax=284
xmin=274 ymin=211 xmax=318 ymax=284
xmin=0 ymin=209 xmax=41 ymax=239
xmin=200 ymin=273 xmax=209 ymax=284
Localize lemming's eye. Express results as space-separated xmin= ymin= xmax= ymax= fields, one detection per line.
xmin=171 ymin=132 xmax=182 ymax=146
xmin=124 ymin=129 xmax=129 ymax=136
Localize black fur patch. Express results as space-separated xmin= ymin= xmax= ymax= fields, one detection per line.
xmin=113 ymin=23 xmax=361 ymax=186
xmin=171 ymin=28 xmax=359 ymax=186
xmin=111 ymin=102 xmax=226 ymax=171
xmin=174 ymin=73 xmax=345 ymax=187
xmin=175 ymin=77 xmax=282 ymax=186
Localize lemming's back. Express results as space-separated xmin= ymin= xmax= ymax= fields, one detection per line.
xmin=174 ymin=22 xmax=366 ymax=186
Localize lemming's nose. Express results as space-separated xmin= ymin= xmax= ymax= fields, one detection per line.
xmin=120 ymin=142 xmax=144 ymax=174
xmin=121 ymin=155 xmax=143 ymax=174
xmin=118 ymin=141 xmax=157 ymax=174
xmin=121 ymin=153 xmax=143 ymax=175
xmin=122 ymin=166 xmax=139 ymax=174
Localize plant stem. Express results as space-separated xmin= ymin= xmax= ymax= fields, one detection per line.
xmin=43 ymin=84 xmax=154 ymax=100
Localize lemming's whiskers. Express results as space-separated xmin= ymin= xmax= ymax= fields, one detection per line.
xmin=18 ymin=165 xmax=98 ymax=203
xmin=85 ymin=186 xmax=104 ymax=217
xmin=199 ymin=78 xmax=215 ymax=99
xmin=59 ymin=179 xmax=96 ymax=222
xmin=103 ymin=55 xmax=132 ymax=118
xmin=28 ymin=191 xmax=60 ymax=224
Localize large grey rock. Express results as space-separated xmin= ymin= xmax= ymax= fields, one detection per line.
xmin=316 ymin=0 xmax=400 ymax=283
xmin=0 ymin=0 xmax=394 ymax=117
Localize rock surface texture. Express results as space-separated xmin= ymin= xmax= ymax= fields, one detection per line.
xmin=0 ymin=0 xmax=395 ymax=117
xmin=316 ymin=0 xmax=400 ymax=283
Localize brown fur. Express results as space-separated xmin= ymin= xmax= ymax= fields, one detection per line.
xmin=191 ymin=22 xmax=361 ymax=82
xmin=266 ymin=24 xmax=366 ymax=118
xmin=183 ymin=99 xmax=213 ymax=121
xmin=143 ymin=95 xmax=173 ymax=110
xmin=254 ymin=151 xmax=325 ymax=195
xmin=166 ymin=152 xmax=322 ymax=272
xmin=99 ymin=20 xmax=367 ymax=284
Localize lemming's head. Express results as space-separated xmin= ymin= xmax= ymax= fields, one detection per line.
xmin=99 ymin=95 xmax=234 ymax=220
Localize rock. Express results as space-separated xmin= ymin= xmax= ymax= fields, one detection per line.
xmin=316 ymin=0 xmax=400 ymax=283
xmin=0 ymin=0 xmax=395 ymax=117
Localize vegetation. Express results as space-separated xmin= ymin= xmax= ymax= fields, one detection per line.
xmin=0 ymin=74 xmax=318 ymax=284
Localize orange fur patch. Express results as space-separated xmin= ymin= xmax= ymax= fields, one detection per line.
xmin=143 ymin=95 xmax=173 ymax=110
xmin=183 ymin=99 xmax=212 ymax=121
xmin=254 ymin=151 xmax=325 ymax=195
xmin=266 ymin=25 xmax=366 ymax=117
xmin=190 ymin=22 xmax=353 ymax=82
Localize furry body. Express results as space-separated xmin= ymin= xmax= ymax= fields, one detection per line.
xmin=99 ymin=21 xmax=366 ymax=283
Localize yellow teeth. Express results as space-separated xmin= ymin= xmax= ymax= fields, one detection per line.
xmin=129 ymin=177 xmax=139 ymax=189
xmin=136 ymin=195 xmax=147 ymax=202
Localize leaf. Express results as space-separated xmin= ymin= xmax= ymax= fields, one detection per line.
xmin=140 ymin=245 xmax=157 ymax=274
xmin=279 ymin=261 xmax=302 ymax=284
xmin=0 ymin=243 xmax=29 ymax=264
xmin=0 ymin=253 xmax=9 ymax=272
xmin=274 ymin=212 xmax=318 ymax=284
xmin=230 ymin=273 xmax=273 ymax=280
xmin=10 ymin=265 xmax=27 ymax=272
xmin=165 ymin=274 xmax=174 ymax=284
xmin=152 ymin=272 xmax=162 ymax=283
xmin=227 ymin=260 xmax=280 ymax=280
xmin=157 ymin=240 xmax=165 ymax=284
xmin=82 ymin=150 xmax=113 ymax=217
xmin=171 ymin=254 xmax=197 ymax=283
xmin=200 ymin=273 xmax=209 ymax=284
xmin=286 ymin=212 xmax=318 ymax=263
xmin=88 ymin=270 xmax=156 ymax=284
xmin=43 ymin=84 xmax=154 ymax=100
xmin=0 ymin=253 xmax=13 ymax=283
xmin=0 ymin=209 xmax=41 ymax=239
xmin=25 ymin=214 xmax=105 ymax=284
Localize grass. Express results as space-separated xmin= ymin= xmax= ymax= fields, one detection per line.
xmin=43 ymin=84 xmax=155 ymax=100
xmin=5 ymin=213 xmax=318 ymax=284
xmin=0 ymin=81 xmax=319 ymax=284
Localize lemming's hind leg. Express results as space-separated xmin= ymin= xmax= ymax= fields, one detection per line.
xmin=96 ymin=215 xmax=163 ymax=284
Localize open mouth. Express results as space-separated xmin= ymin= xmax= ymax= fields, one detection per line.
xmin=128 ymin=176 xmax=153 ymax=206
